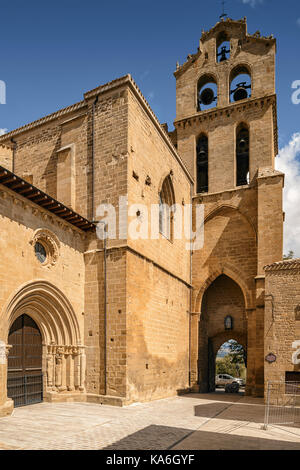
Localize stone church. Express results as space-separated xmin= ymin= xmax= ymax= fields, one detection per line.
xmin=0 ymin=17 xmax=299 ymax=417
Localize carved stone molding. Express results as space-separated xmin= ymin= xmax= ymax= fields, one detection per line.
xmin=30 ymin=228 xmax=60 ymax=267
xmin=46 ymin=344 xmax=85 ymax=393
xmin=0 ymin=341 xmax=12 ymax=365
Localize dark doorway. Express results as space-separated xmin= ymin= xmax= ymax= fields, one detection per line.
xmin=7 ymin=314 xmax=43 ymax=407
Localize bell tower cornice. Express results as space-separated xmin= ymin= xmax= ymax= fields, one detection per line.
xmin=174 ymin=17 xmax=276 ymax=78
xmin=174 ymin=93 xmax=278 ymax=158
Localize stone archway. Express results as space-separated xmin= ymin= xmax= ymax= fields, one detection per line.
xmin=1 ymin=280 xmax=86 ymax=408
xmin=198 ymin=274 xmax=248 ymax=393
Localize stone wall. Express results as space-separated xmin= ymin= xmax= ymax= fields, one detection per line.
xmin=264 ymin=260 xmax=300 ymax=390
xmin=126 ymin=85 xmax=192 ymax=402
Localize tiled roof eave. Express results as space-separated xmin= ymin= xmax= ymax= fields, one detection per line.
xmin=0 ymin=166 xmax=95 ymax=232
xmin=264 ymin=259 xmax=300 ymax=272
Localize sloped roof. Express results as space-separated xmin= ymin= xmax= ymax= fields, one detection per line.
xmin=0 ymin=165 xmax=95 ymax=232
xmin=264 ymin=259 xmax=300 ymax=271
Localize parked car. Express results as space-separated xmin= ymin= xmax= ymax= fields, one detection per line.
xmin=215 ymin=374 xmax=244 ymax=388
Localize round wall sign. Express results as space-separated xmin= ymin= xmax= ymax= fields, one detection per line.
xmin=265 ymin=353 xmax=277 ymax=363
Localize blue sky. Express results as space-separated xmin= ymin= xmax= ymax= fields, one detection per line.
xmin=0 ymin=0 xmax=299 ymax=141
xmin=0 ymin=0 xmax=300 ymax=253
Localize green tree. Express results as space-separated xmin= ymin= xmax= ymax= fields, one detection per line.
xmin=216 ymin=356 xmax=238 ymax=377
xmin=227 ymin=340 xmax=247 ymax=366
xmin=283 ymin=250 xmax=294 ymax=260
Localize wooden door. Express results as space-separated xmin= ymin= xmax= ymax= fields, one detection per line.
xmin=7 ymin=314 xmax=43 ymax=407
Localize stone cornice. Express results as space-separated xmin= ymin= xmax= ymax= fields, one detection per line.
xmin=174 ymin=94 xmax=276 ymax=126
xmin=174 ymin=94 xmax=278 ymax=155
xmin=0 ymin=101 xmax=87 ymax=142
xmin=264 ymin=259 xmax=300 ymax=272
xmin=257 ymin=167 xmax=284 ymax=181
xmin=174 ymin=17 xmax=276 ymax=78
xmin=0 ymin=74 xmax=194 ymax=184
xmin=192 ymin=182 xmax=254 ymax=202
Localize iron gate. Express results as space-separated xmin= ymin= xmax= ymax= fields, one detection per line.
xmin=263 ymin=381 xmax=300 ymax=430
xmin=7 ymin=374 xmax=43 ymax=407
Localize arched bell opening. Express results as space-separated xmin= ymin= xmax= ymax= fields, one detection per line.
xmin=216 ymin=31 xmax=230 ymax=63
xmin=230 ymin=65 xmax=252 ymax=103
xmin=196 ymin=134 xmax=209 ymax=193
xmin=236 ymin=123 xmax=250 ymax=186
xmin=197 ymin=74 xmax=218 ymax=112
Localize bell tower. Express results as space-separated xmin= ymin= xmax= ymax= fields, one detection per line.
xmin=173 ymin=18 xmax=284 ymax=397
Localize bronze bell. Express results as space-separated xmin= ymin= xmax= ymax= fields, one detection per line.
xmin=200 ymin=87 xmax=215 ymax=106
xmin=233 ymin=85 xmax=248 ymax=102
xmin=239 ymin=138 xmax=247 ymax=148
xmin=219 ymin=46 xmax=228 ymax=62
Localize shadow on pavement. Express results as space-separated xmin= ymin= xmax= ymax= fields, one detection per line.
xmin=101 ymin=424 xmax=300 ymax=450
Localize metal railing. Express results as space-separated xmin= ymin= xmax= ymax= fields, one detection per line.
xmin=7 ymin=374 xmax=43 ymax=407
xmin=263 ymin=381 xmax=300 ymax=430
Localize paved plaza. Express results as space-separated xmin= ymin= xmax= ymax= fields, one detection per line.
xmin=0 ymin=392 xmax=299 ymax=450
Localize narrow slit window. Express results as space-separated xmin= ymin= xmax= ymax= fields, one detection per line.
xmin=236 ymin=126 xmax=249 ymax=186
xmin=196 ymin=135 xmax=208 ymax=193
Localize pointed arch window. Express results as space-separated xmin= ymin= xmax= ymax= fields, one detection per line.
xmin=236 ymin=125 xmax=250 ymax=186
xmin=159 ymin=175 xmax=175 ymax=241
xmin=196 ymin=135 xmax=208 ymax=193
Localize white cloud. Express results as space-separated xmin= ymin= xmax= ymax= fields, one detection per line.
xmin=0 ymin=129 xmax=7 ymax=136
xmin=276 ymin=133 xmax=300 ymax=257
xmin=241 ymin=0 xmax=263 ymax=7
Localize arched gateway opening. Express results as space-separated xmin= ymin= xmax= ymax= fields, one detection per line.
xmin=215 ymin=340 xmax=247 ymax=393
xmin=198 ymin=275 xmax=247 ymax=393
xmin=7 ymin=315 xmax=43 ymax=407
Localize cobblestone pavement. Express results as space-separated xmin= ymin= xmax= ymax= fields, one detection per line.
xmin=0 ymin=393 xmax=299 ymax=450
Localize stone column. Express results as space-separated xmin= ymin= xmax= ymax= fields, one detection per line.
xmin=0 ymin=341 xmax=13 ymax=417
xmin=60 ymin=353 xmax=67 ymax=392
xmin=79 ymin=347 xmax=86 ymax=392
xmin=67 ymin=349 xmax=75 ymax=392
xmin=55 ymin=354 xmax=63 ymax=390
xmin=46 ymin=349 xmax=54 ymax=390
xmin=189 ymin=312 xmax=200 ymax=392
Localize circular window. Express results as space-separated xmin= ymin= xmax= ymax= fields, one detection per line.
xmin=34 ymin=242 xmax=47 ymax=264
xmin=30 ymin=229 xmax=60 ymax=267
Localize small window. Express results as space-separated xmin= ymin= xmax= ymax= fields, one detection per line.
xmin=34 ymin=242 xmax=47 ymax=264
xmin=224 ymin=315 xmax=233 ymax=330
